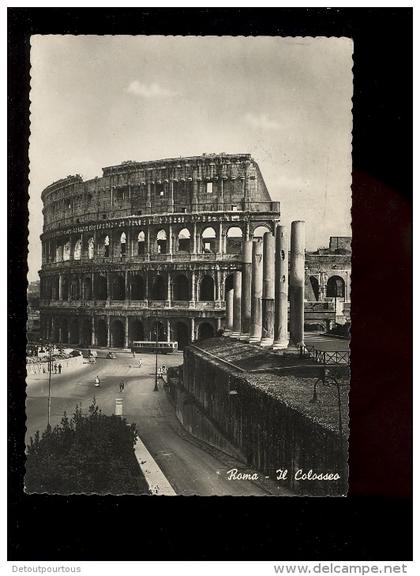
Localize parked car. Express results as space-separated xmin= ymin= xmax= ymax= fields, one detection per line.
xmin=106 ymin=352 xmax=117 ymax=359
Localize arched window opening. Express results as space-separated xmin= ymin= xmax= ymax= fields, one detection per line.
xmin=326 ymin=276 xmax=345 ymax=299
xmin=173 ymin=274 xmax=190 ymax=301
xmin=112 ymin=275 xmax=125 ymax=301
xmin=130 ymin=319 xmax=144 ymax=344
xmin=88 ymin=237 xmax=95 ymax=259
xmin=70 ymin=278 xmax=80 ymax=300
xmin=225 ymin=273 xmax=234 ymax=296
xmin=73 ymin=239 xmax=82 ymax=260
xmin=253 ymin=225 xmax=270 ymax=239
xmin=151 ymin=321 xmax=165 ymax=341
xmin=95 ymin=275 xmax=107 ymax=300
xmin=81 ymin=318 xmax=92 ymax=347
xmin=83 ymin=277 xmax=92 ymax=300
xmin=201 ymin=227 xmax=216 ymax=253
xmin=96 ymin=319 xmax=107 ymax=347
xmin=110 ymin=319 xmax=125 ymax=348
xmin=226 ymin=226 xmax=243 ymax=254
xmin=120 ymin=232 xmax=127 ymax=256
xmin=137 ymin=231 xmax=145 ymax=256
xmin=63 ymin=241 xmax=71 ymax=261
xmin=61 ymin=318 xmax=69 ymax=344
xmin=178 ymin=228 xmax=191 ymax=252
xmin=157 ymin=229 xmax=167 ymax=254
xmin=130 ymin=275 xmax=145 ymax=300
xmin=69 ymin=319 xmax=79 ymax=345
xmin=61 ymin=277 xmax=69 ymax=300
xmin=199 ymin=275 xmax=214 ymax=301
xmin=104 ymin=235 xmax=110 ymax=258
xmin=151 ymin=275 xmax=166 ymax=300
xmin=55 ymin=244 xmax=63 ymax=263
xmin=174 ymin=322 xmax=189 ymax=351
xmin=309 ymin=276 xmax=320 ymax=301
xmin=198 ymin=322 xmax=215 ymax=340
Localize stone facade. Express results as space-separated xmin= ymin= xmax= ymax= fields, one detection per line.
xmin=304 ymin=236 xmax=351 ymax=329
xmin=39 ymin=153 xmax=280 ymax=349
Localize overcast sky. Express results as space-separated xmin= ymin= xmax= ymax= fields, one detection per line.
xmin=28 ymin=35 xmax=353 ymax=281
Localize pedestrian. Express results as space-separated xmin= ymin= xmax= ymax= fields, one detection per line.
xmin=58 ymin=363 xmax=62 ymax=374
xmin=95 ymin=375 xmax=100 ymax=387
xmin=54 ymin=364 xmax=57 ymax=374
xmin=132 ymin=350 xmax=135 ymax=358
xmin=119 ymin=380 xmax=125 ymax=392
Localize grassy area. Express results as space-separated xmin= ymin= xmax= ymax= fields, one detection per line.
xmin=25 ymin=399 xmax=149 ymax=495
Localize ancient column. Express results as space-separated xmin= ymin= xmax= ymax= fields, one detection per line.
xmin=166 ymin=319 xmax=171 ymax=342
xmin=290 ymin=220 xmax=305 ymax=347
xmin=230 ymin=270 xmax=242 ymax=338
xmin=240 ymin=239 xmax=253 ymax=340
xmin=261 ymin=231 xmax=275 ymax=347
xmin=146 ymin=181 xmax=152 ymax=213
xmin=273 ymin=225 xmax=289 ymax=350
xmin=124 ymin=271 xmax=129 ymax=301
xmin=58 ymin=274 xmax=63 ymax=301
xmin=169 ymin=180 xmax=174 ymax=213
xmin=218 ymin=222 xmax=223 ymax=254
xmin=191 ymin=270 xmax=196 ymax=304
xmin=249 ymin=238 xmax=264 ymax=343
xmin=168 ymin=224 xmax=173 ymax=255
xmin=106 ymin=272 xmax=111 ymax=302
xmin=225 ymin=288 xmax=234 ymax=335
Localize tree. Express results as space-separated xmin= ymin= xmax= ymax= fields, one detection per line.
xmin=25 ymin=399 xmax=149 ymax=494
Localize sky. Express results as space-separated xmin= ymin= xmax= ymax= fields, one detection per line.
xmin=28 ymin=35 xmax=353 ymax=281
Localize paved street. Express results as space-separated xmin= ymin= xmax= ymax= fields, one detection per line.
xmin=26 ymin=351 xmax=270 ymax=496
xmin=304 ymin=333 xmax=350 ymax=352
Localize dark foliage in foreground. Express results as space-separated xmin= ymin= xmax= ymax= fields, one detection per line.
xmin=25 ymin=400 xmax=149 ymax=494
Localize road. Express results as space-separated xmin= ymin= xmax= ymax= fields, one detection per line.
xmin=304 ymin=333 xmax=350 ymax=352
xmin=26 ymin=351 xmax=272 ymax=496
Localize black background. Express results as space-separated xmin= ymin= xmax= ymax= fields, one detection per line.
xmin=8 ymin=8 xmax=413 ymax=560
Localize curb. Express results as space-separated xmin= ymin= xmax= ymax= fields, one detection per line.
xmin=134 ymin=437 xmax=176 ymax=496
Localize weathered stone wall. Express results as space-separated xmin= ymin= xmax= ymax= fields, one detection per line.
xmin=181 ymin=344 xmax=348 ymax=496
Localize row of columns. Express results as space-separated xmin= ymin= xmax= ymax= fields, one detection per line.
xmin=225 ymin=220 xmax=305 ymax=348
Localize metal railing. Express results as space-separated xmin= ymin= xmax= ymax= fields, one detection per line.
xmin=300 ymin=344 xmax=350 ymax=366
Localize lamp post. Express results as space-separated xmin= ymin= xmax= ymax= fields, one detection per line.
xmin=154 ymin=318 xmax=159 ymax=392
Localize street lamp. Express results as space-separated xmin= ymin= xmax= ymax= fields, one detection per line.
xmin=40 ymin=337 xmax=54 ymax=428
xmin=154 ymin=318 xmax=159 ymax=392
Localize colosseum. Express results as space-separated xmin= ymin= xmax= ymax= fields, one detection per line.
xmin=39 ymin=153 xmax=281 ymax=350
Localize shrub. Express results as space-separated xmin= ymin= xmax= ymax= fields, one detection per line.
xmin=25 ymin=399 xmax=149 ymax=494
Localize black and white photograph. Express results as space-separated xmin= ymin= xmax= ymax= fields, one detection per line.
xmin=25 ymin=35 xmax=353 ymax=497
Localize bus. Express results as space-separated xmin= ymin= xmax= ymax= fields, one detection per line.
xmin=132 ymin=341 xmax=178 ymax=354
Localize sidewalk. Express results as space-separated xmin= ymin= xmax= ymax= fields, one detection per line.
xmin=134 ymin=436 xmax=176 ymax=496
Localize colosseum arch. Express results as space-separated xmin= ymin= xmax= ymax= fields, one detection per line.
xmin=174 ymin=321 xmax=189 ymax=350
xmin=177 ymin=228 xmax=191 ymax=252
xmin=225 ymin=273 xmax=234 ymax=296
xmin=81 ymin=318 xmax=92 ymax=347
xmin=156 ymin=229 xmax=167 ymax=254
xmin=199 ymin=275 xmax=215 ymax=301
xmin=55 ymin=243 xmax=63 ymax=262
xmin=61 ymin=317 xmax=69 ymax=344
xmin=198 ymin=321 xmax=215 ymax=340
xmin=130 ymin=274 xmax=145 ymax=300
xmin=104 ymin=235 xmax=110 ymax=258
xmin=327 ymin=275 xmax=345 ymax=298
xmin=151 ymin=275 xmax=166 ymax=300
xmin=130 ymin=319 xmax=145 ymax=343
xmin=151 ymin=320 xmax=166 ymax=341
xmin=173 ymin=274 xmax=190 ymax=301
xmin=70 ymin=277 xmax=80 ymax=300
xmin=88 ymin=237 xmax=95 ymax=259
xmin=111 ymin=274 xmax=125 ymax=300
xmin=95 ymin=274 xmax=107 ymax=300
xmin=252 ymin=225 xmax=271 ymax=239
xmin=137 ymin=231 xmax=146 ymax=256
xmin=63 ymin=241 xmax=71 ymax=261
xmin=73 ymin=239 xmax=82 ymax=260
xmin=201 ymin=226 xmax=216 ymax=253
xmin=83 ymin=276 xmax=92 ymax=300
xmin=110 ymin=318 xmax=125 ymax=348
xmin=120 ymin=232 xmax=127 ymax=256
xmin=61 ymin=276 xmax=69 ymax=300
xmin=226 ymin=226 xmax=243 ymax=254
xmin=96 ymin=318 xmax=107 ymax=347
xmin=308 ymin=276 xmax=320 ymax=301
xmin=69 ymin=318 xmax=79 ymax=345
